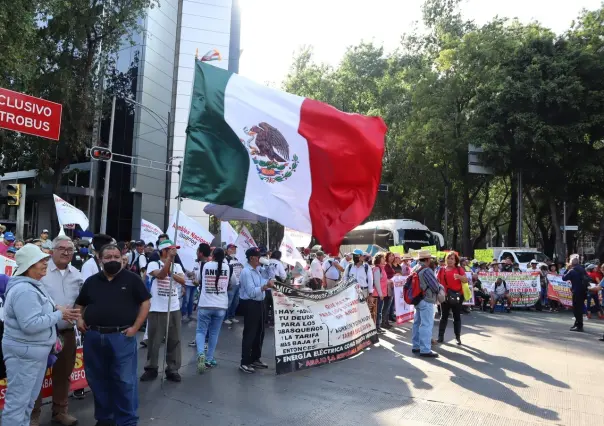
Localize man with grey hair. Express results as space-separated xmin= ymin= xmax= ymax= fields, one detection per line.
xmin=31 ymin=235 xmax=83 ymax=426
xmin=563 ymin=257 xmax=588 ymax=332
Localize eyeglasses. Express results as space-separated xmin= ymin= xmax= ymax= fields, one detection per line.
xmin=56 ymin=247 xmax=74 ymax=254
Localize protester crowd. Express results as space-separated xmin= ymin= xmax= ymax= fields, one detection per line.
xmin=0 ymin=226 xmax=602 ymax=425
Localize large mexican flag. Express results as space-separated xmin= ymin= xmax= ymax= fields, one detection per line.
xmin=180 ymin=60 xmax=387 ymax=254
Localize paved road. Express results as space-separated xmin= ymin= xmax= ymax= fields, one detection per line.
xmin=38 ymin=309 xmax=604 ymax=426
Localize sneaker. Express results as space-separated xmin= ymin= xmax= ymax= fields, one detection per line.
xmin=455 ymin=336 xmax=462 ymax=345
xmin=251 ymin=360 xmax=268 ymax=369
xmin=419 ymin=351 xmax=439 ymax=358
xmin=412 ymin=348 xmax=420 ymax=354
xmin=73 ymin=388 xmax=86 ymax=399
xmin=436 ymin=337 xmax=444 ymax=344
xmin=197 ymin=354 xmax=207 ymax=374
xmin=376 ymin=328 xmax=386 ymax=334
xmin=231 ymin=318 xmax=240 ymax=323
xmin=140 ymin=369 xmax=158 ymax=382
xmin=205 ymin=359 xmax=217 ymax=368
xmin=224 ymin=319 xmax=233 ymax=325
xmin=239 ymin=364 xmax=255 ymax=374
xmin=489 ymin=307 xmax=494 ymax=313
xmin=165 ymin=371 xmax=182 ymax=382
xmin=140 ymin=340 xmax=148 ymax=348
xmin=51 ymin=412 xmax=78 ymax=426
xmin=188 ymin=339 xmax=196 ymax=347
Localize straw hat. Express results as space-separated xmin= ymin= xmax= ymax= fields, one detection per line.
xmin=414 ymin=250 xmax=433 ymax=261
xmin=14 ymin=244 xmax=50 ymax=276
xmin=402 ymin=253 xmax=414 ymax=261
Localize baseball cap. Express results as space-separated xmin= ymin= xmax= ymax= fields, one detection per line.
xmin=227 ymin=243 xmax=237 ymax=249
xmin=42 ymin=229 xmax=49 ymax=234
xmin=7 ymin=246 xmax=17 ymax=253
xmin=245 ymin=247 xmax=261 ymax=258
xmin=158 ymin=239 xmax=180 ymax=251
xmin=135 ymin=240 xmax=145 ymax=246
xmin=4 ymin=232 xmax=15 ymax=241
xmin=530 ymin=259 xmax=538 ymax=264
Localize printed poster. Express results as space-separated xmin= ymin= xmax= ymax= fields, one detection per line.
xmin=53 ymin=194 xmax=89 ymax=230
xmin=272 ymin=278 xmax=378 ymax=374
xmin=392 ymin=275 xmax=414 ymax=324
xmin=284 ymin=227 xmax=312 ymax=248
xmin=478 ymin=272 xmax=540 ymax=307
xmin=0 ymin=328 xmax=88 ymax=409
xmin=474 ymin=249 xmax=494 ymax=264
xmin=167 ymin=211 xmax=214 ymax=271
xmin=546 ymin=274 xmax=572 ymax=307
xmin=463 ymin=272 xmax=475 ymax=306
xmin=140 ymin=219 xmax=162 ymax=245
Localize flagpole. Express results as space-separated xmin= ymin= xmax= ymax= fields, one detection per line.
xmin=161 ymin=160 xmax=182 ymax=385
xmin=266 ymin=218 xmax=269 ymax=249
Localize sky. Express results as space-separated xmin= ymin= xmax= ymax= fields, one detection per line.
xmin=238 ymin=0 xmax=603 ymax=85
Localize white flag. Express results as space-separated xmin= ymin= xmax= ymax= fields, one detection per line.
xmin=53 ymin=194 xmax=89 ymax=231
xmin=235 ymin=225 xmax=257 ymax=264
xmin=167 ymin=211 xmax=214 ymax=271
xmin=279 ymin=232 xmax=305 ymax=266
xmin=284 ymin=227 xmax=312 ymax=248
xmin=221 ymin=221 xmax=238 ymax=246
xmin=141 ymin=219 xmax=162 ymax=245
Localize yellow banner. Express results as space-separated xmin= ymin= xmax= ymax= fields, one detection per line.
xmin=474 ymin=248 xmax=494 ymax=263
xmin=420 ymin=245 xmax=437 ymax=255
xmin=389 ymin=246 xmax=406 ymax=254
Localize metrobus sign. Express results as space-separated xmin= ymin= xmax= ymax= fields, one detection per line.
xmin=0 ymin=88 xmax=62 ymax=140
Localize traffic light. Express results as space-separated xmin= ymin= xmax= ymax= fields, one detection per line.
xmin=7 ymin=184 xmax=20 ymax=206
xmin=90 ymin=146 xmax=112 ymax=161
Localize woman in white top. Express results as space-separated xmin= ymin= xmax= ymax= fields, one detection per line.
xmin=195 ymin=248 xmax=235 ymax=373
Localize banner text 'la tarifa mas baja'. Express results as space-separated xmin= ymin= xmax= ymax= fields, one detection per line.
xmin=272 ymin=278 xmax=378 ymax=374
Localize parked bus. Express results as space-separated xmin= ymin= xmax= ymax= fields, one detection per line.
xmin=340 ymin=219 xmax=441 ymax=255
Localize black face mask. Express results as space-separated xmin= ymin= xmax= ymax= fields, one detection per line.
xmin=353 ymin=255 xmax=361 ymax=264
xmin=103 ymin=261 xmax=122 ymax=275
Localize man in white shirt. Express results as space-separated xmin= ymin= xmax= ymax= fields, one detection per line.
xmin=309 ymin=251 xmax=325 ymax=290
xmin=323 ymin=255 xmax=344 ymax=289
xmin=339 ymin=253 xmax=352 ymax=271
xmin=343 ymin=252 xmax=374 ymax=298
xmin=140 ymin=239 xmax=186 ymax=383
xmin=225 ymin=243 xmax=244 ymax=325
xmin=81 ymin=234 xmax=113 ymax=281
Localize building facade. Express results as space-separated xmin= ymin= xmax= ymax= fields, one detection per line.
xmin=0 ymin=0 xmax=241 ymax=241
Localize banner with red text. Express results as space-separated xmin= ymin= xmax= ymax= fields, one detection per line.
xmin=546 ymin=274 xmax=572 ymax=307
xmin=0 ymin=329 xmax=87 ymax=409
xmin=167 ymin=211 xmax=214 ymax=271
xmin=272 ymin=278 xmax=378 ymax=374
xmin=140 ymin=219 xmax=162 ymax=245
xmin=392 ymin=275 xmax=414 ymax=324
xmin=478 ymin=272 xmax=540 ymax=307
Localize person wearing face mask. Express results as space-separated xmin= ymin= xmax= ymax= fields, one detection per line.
xmin=75 ymin=243 xmax=151 ymax=426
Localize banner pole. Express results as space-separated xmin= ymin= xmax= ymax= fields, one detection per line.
xmin=161 ymin=161 xmax=183 ymax=385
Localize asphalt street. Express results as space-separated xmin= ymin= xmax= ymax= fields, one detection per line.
xmin=37 ymin=308 xmax=604 ymax=426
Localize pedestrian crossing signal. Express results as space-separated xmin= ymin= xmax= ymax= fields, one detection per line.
xmin=7 ymin=184 xmax=20 ymax=206
xmin=91 ymin=146 xmax=112 ymax=161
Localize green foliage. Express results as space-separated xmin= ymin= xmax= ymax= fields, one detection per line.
xmin=283 ymin=0 xmax=604 ymax=258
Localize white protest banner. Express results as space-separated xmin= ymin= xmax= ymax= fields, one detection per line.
xmin=221 ymin=221 xmax=238 ymax=246
xmin=141 ymin=219 xmax=162 ymax=245
xmin=284 ymin=227 xmax=312 ymax=248
xmin=0 ymin=255 xmax=16 ymax=278
xmin=53 ymin=194 xmax=89 ymax=230
xmin=279 ymin=233 xmax=305 ymax=266
xmin=463 ymin=272 xmax=475 ymax=306
xmin=168 ymin=211 xmax=214 ymax=271
xmin=392 ymin=275 xmax=414 ymax=324
xmin=546 ymin=274 xmax=572 ymax=307
xmin=235 ymin=226 xmax=257 ymax=263
xmin=478 ymin=272 xmax=540 ymax=307
xmin=272 ymin=278 xmax=378 ymax=374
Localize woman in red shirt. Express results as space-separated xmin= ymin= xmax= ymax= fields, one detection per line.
xmin=437 ymin=252 xmax=468 ymax=345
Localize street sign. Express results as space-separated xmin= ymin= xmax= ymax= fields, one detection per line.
xmin=0 ymin=88 xmax=62 ymax=140
xmin=561 ymin=225 xmax=579 ymax=231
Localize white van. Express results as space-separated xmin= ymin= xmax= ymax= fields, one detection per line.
xmin=493 ymin=247 xmax=550 ymax=271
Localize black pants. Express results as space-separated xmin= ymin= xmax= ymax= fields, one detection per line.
xmin=264 ymin=290 xmax=274 ymax=325
xmin=240 ymin=299 xmax=265 ymax=366
xmin=439 ymin=301 xmax=462 ymax=339
xmin=572 ymin=291 xmax=586 ymax=327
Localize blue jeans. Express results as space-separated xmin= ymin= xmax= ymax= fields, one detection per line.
xmin=84 ymin=330 xmax=139 ymax=426
xmin=412 ymin=300 xmax=435 ymax=354
xmin=227 ymin=285 xmax=240 ymax=320
xmin=540 ymin=286 xmax=548 ymax=305
xmin=181 ymin=285 xmax=196 ymax=318
xmin=196 ymin=308 xmax=226 ymax=361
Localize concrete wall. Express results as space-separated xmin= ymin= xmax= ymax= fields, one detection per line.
xmin=131 ymin=0 xmax=179 ymax=232
xmin=169 ymin=0 xmax=238 ymax=232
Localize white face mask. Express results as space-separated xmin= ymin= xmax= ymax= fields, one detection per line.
xmin=259 ymin=257 xmax=270 ymax=266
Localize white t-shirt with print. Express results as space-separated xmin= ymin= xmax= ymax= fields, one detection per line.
xmin=146 ymin=260 xmax=184 ymax=312
xmin=310 ymin=258 xmax=323 ymax=279
xmin=198 ymin=261 xmax=233 ymax=309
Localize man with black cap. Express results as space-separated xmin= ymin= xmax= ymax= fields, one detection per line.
xmin=81 ymin=234 xmax=114 ymax=281
xmin=238 ymin=247 xmax=275 ymax=373
xmin=128 ymin=240 xmax=148 ymax=277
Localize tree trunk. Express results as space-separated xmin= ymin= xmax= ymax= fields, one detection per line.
xmin=595 ymin=218 xmax=604 ymax=262
xmin=507 ymin=173 xmax=517 ymax=246
xmin=549 ymin=197 xmax=565 ymax=262
xmin=462 ymin=186 xmax=472 ymax=257
xmin=452 ymin=210 xmax=459 ymax=251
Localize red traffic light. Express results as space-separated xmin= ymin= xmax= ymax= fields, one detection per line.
xmin=91 ymin=146 xmax=112 ymax=161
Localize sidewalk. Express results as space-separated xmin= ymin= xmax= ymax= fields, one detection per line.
xmin=41 ymin=309 xmax=604 ymax=425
